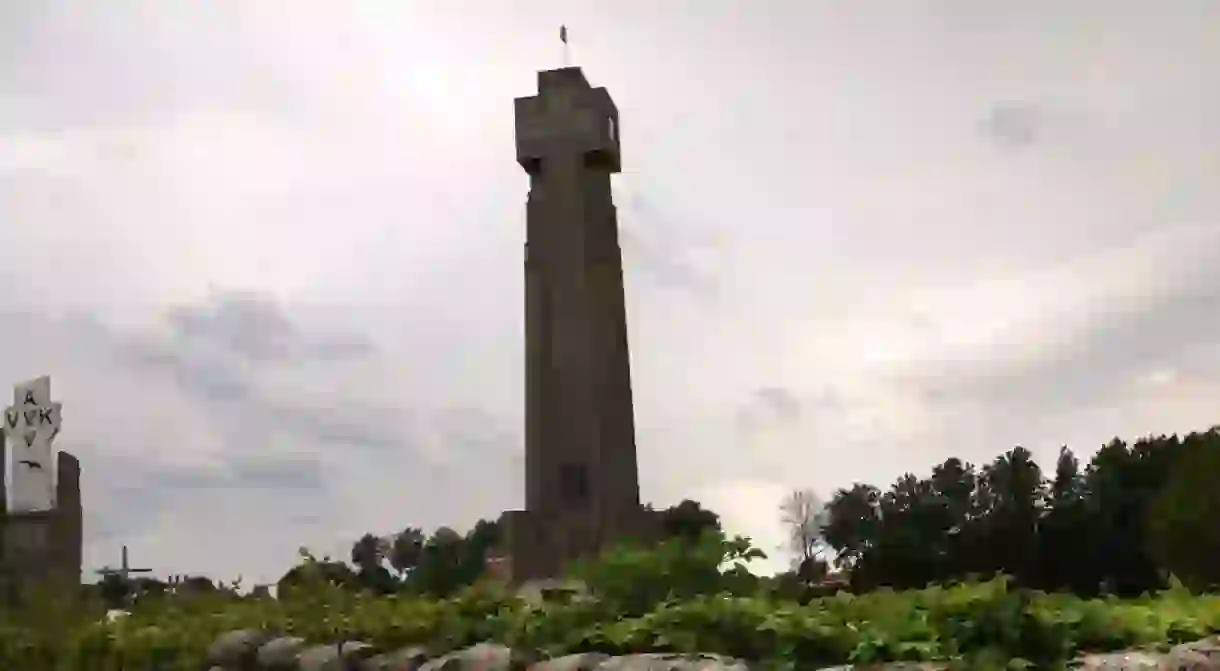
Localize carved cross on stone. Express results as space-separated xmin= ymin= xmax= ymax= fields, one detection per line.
xmin=4 ymin=376 xmax=63 ymax=513
xmin=519 ymin=88 xmax=598 ymax=146
xmin=515 ymin=68 xmax=620 ymax=172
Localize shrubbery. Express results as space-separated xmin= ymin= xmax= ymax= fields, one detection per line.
xmin=3 ymin=533 xmax=1220 ymax=669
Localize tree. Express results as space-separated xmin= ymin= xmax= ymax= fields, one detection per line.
xmin=456 ymin=518 xmax=501 ymax=585
xmin=659 ymin=499 xmax=722 ymax=544
xmin=1084 ymin=436 xmax=1174 ymax=595
xmin=1039 ymin=446 xmax=1095 ymax=593
xmin=821 ymin=483 xmax=879 ymax=572
xmin=405 ymin=525 xmax=471 ymax=597
xmin=571 ymin=530 xmax=764 ymax=616
xmin=277 ymin=549 xmax=360 ymax=598
xmin=350 ymin=533 xmax=388 ymax=573
xmin=166 ymin=576 xmax=215 ymax=594
xmin=389 ymin=527 xmax=425 ymax=578
xmin=779 ymin=488 xmax=825 ymax=577
xmin=97 ymin=573 xmax=132 ymax=610
xmin=1146 ymin=428 xmax=1220 ymax=592
xmin=349 ymin=532 xmax=397 ymax=593
xmin=976 ymin=447 xmax=1044 ymax=584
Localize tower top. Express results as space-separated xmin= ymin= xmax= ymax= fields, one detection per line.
xmin=538 ymin=67 xmax=591 ymax=93
xmin=515 ymin=66 xmax=620 ymax=174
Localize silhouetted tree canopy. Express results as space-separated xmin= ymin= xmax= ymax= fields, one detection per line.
xmin=818 ymin=427 xmax=1220 ymax=596
xmin=659 ymin=499 xmax=722 ymax=544
xmin=1147 ymin=428 xmax=1220 ymax=592
xmin=267 ymin=427 xmax=1220 ymax=602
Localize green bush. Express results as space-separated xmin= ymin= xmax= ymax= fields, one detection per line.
xmin=3 ymin=541 xmax=1220 ymax=669
xmin=568 ymin=531 xmax=766 ymax=616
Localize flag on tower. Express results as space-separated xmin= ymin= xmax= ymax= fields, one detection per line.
xmin=560 ymin=25 xmax=568 ymax=44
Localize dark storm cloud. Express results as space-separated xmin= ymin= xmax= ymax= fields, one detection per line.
xmin=980 ymin=102 xmax=1043 ymax=149
xmin=754 ymin=387 xmax=803 ymax=424
xmin=618 ymin=192 xmax=722 ymax=297
xmin=68 ymin=442 xmax=327 ymax=544
xmin=902 ymin=252 xmax=1220 ymax=417
xmin=431 ymin=406 xmax=520 ymax=458
xmin=107 ymin=290 xmax=420 ymax=454
xmin=166 ymin=290 xmax=374 ymax=364
xmin=736 ymin=386 xmax=804 ymax=435
xmin=264 ymin=401 xmax=418 ymax=451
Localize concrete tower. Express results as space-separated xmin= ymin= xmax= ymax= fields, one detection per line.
xmin=499 ymin=67 xmax=658 ymax=582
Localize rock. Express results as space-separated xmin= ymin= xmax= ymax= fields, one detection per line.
xmin=420 ymin=643 xmax=514 ymax=671
xmin=207 ymin=628 xmax=274 ymax=667
xmin=594 ymin=653 xmax=753 ymax=671
xmin=258 ymin=636 xmax=309 ymax=670
xmin=1167 ymin=637 xmax=1220 ymax=670
xmin=298 ymin=641 xmax=378 ymax=671
xmin=360 ymin=646 xmax=431 ymax=671
xmin=1072 ymin=650 xmax=1165 ymax=670
xmin=527 ymin=652 xmax=610 ymax=671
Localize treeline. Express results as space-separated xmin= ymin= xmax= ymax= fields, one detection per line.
xmin=817 ymin=426 xmax=1220 ymax=595
xmin=277 ymin=499 xmax=723 ymax=599
xmin=275 ymin=426 xmax=1220 ymax=601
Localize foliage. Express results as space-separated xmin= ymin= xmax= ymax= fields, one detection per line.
xmin=389 ymin=526 xmax=426 ymax=578
xmin=1146 ymin=429 xmax=1220 ymax=593
xmin=818 ymin=428 xmax=1220 ymax=596
xmin=6 ymin=572 xmax=1220 ymax=669
xmin=7 ymin=425 xmax=1220 ymax=668
xmin=568 ymin=531 xmax=766 ymax=616
xmin=657 ymin=499 xmax=723 ymax=544
xmin=305 ymin=499 xmax=724 ymax=602
xmin=779 ymin=488 xmax=827 ymax=574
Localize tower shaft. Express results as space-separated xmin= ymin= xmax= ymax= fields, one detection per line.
xmin=500 ymin=67 xmax=657 ymax=582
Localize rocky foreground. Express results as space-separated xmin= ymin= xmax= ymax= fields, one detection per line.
xmin=206 ymin=630 xmax=1220 ymax=671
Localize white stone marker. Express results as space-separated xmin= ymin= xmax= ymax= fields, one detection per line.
xmin=4 ymin=376 xmax=63 ymax=513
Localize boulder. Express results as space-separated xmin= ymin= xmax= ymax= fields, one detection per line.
xmin=298 ymin=641 xmax=378 ymax=671
xmin=207 ymin=628 xmax=274 ymax=668
xmin=420 ymin=643 xmax=514 ymax=671
xmin=593 ymin=653 xmax=753 ymax=671
xmin=258 ymin=635 xmax=309 ymax=670
xmin=360 ymin=646 xmax=431 ymax=671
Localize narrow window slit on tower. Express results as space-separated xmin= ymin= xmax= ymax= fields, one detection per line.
xmin=560 ymin=463 xmax=589 ymax=505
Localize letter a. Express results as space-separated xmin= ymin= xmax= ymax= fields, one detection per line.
xmin=23 ymin=390 xmax=35 ymax=405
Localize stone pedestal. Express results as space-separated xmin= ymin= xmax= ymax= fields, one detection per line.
xmin=499 ymin=506 xmax=662 ymax=583
xmin=0 ymin=451 xmax=82 ymax=604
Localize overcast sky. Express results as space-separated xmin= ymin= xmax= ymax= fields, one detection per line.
xmin=2 ymin=1 xmax=1219 ymax=584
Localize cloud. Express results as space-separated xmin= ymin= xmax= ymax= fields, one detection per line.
xmin=163 ymin=290 xmax=374 ymax=364
xmin=736 ymin=386 xmax=804 ymax=434
xmin=617 ymin=188 xmax=725 ymax=298
xmin=0 ymin=295 xmax=524 ymax=583
xmin=979 ymin=103 xmax=1042 ymax=148
xmin=2 ymin=1 xmax=1218 ymax=587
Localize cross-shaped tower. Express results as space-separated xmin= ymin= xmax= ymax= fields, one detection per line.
xmin=499 ymin=67 xmax=659 ymax=583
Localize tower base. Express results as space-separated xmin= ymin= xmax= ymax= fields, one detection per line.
xmin=495 ymin=507 xmax=663 ymax=585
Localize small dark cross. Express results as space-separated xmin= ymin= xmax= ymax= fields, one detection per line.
xmin=96 ymin=545 xmax=153 ymax=582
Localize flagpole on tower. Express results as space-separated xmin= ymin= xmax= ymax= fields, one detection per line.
xmin=560 ymin=24 xmax=570 ymax=66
